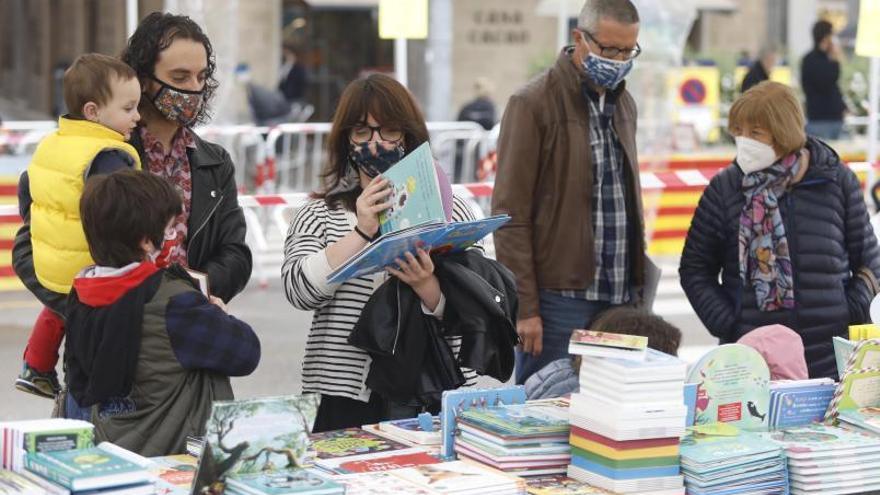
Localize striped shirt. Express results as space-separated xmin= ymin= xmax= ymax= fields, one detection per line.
xmin=282 ymin=195 xmax=480 ymax=402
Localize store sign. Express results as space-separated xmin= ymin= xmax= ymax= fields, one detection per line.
xmin=467 ymin=9 xmax=530 ymax=45
xmin=379 ymin=0 xmax=428 ymax=40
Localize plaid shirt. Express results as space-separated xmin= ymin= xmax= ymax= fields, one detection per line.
xmin=554 ymin=83 xmax=630 ymax=304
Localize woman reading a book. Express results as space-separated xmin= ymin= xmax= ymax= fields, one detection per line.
xmin=282 ymin=74 xmax=511 ymax=432
xmin=680 ymin=81 xmax=880 ymax=379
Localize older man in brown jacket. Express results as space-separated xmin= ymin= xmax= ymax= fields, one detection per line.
xmin=492 ymin=0 xmax=648 ymax=385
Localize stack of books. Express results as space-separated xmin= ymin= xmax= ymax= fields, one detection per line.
xmin=0 ymin=469 xmax=72 ymax=494
xmin=567 ymin=348 xmax=687 ymax=494
xmin=453 ymin=403 xmax=571 ymax=476
xmin=225 ymin=468 xmax=344 ymax=495
xmin=766 ymin=424 xmax=880 ymax=494
xmin=361 ymin=416 xmax=442 ymax=455
xmin=0 ymin=419 xmax=94 ymax=472
xmin=24 ymin=444 xmax=153 ymax=494
xmin=184 ymin=435 xmax=203 ymax=458
xmin=680 ymin=430 xmax=787 ymax=494
xmin=309 ymin=428 xmax=439 ymax=475
xmin=767 ymin=379 xmax=836 ymax=430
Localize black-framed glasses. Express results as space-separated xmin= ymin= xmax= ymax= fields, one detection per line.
xmin=349 ymin=124 xmax=404 ymax=144
xmin=579 ymin=29 xmax=642 ymax=60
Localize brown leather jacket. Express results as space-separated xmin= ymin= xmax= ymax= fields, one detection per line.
xmin=491 ymin=48 xmax=645 ymax=319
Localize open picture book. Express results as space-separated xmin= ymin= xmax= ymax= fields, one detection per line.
xmin=328 ymin=142 xmax=509 ymax=284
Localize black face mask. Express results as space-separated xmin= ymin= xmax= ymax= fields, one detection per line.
xmin=348 ymin=142 xmax=405 ymax=177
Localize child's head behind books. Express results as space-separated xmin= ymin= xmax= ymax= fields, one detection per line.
xmin=574 ymin=307 xmax=682 ymax=371
xmin=81 ymin=170 xmax=182 ymax=268
xmin=64 ymin=53 xmax=141 ymax=139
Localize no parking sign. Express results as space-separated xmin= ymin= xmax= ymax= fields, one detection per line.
xmin=667 ymin=66 xmax=721 ymax=143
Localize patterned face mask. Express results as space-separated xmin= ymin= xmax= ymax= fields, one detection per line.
xmin=150 ymin=76 xmax=204 ymax=127
xmin=348 ymin=141 xmax=405 ymax=178
xmin=582 ymin=52 xmax=633 ymax=90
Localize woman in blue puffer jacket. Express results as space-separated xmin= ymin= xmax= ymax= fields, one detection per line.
xmin=680 ymin=81 xmax=880 ymax=379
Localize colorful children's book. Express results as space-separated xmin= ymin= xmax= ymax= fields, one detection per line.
xmin=825 ymin=368 xmax=880 ymax=421
xmin=377 ymin=142 xmax=446 ymax=235
xmin=388 ymin=460 xmax=524 ymax=493
xmin=309 ymin=428 xmax=409 ymax=460
xmin=225 ymin=467 xmax=343 ymax=495
xmin=767 ymin=381 xmax=836 ymax=430
xmin=567 ymin=464 xmax=683 ymax=493
xmin=568 ymin=330 xmax=648 ymax=361
xmin=24 ymin=445 xmax=149 ymax=492
xmin=525 ymin=474 xmax=614 ymax=495
xmin=439 ymin=386 xmax=527 ymax=460
xmin=314 ymin=448 xmax=440 ymax=475
xmin=327 ymin=214 xmax=510 ymax=284
xmin=334 ymin=471 xmax=434 ymax=494
xmin=146 ymin=454 xmax=197 ymax=495
xmin=457 ymin=403 xmax=570 ymax=437
xmin=686 ymin=344 xmax=771 ymax=432
xmin=837 ymin=407 xmax=880 ymax=435
xmin=764 ymin=423 xmax=880 ymax=458
xmin=377 ymin=417 xmax=441 ymax=445
xmin=0 ymin=419 xmax=94 ymax=472
xmin=190 ymin=394 xmax=319 ymax=495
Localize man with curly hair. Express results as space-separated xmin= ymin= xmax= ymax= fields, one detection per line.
xmin=13 ymin=13 xmax=252 ymax=344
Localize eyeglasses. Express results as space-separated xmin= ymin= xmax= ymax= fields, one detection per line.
xmin=579 ymin=30 xmax=642 ymax=60
xmin=349 ymin=124 xmax=404 ymax=144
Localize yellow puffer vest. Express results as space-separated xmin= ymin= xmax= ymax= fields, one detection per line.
xmin=29 ymin=117 xmax=141 ymax=294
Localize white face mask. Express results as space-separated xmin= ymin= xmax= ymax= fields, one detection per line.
xmin=735 ymin=136 xmax=778 ymax=174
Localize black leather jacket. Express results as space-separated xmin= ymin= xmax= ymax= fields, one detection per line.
xmin=13 ymin=129 xmax=252 ymax=313
xmin=349 ymin=250 xmax=519 ymax=404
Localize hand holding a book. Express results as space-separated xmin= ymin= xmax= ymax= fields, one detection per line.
xmin=386 ymin=248 xmax=442 ymax=312
xmin=355 ymin=176 xmax=393 ymax=237
xmin=518 ymin=316 xmax=543 ymax=356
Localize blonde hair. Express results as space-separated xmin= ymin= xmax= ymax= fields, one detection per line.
xmin=728 ymin=81 xmax=806 ymax=156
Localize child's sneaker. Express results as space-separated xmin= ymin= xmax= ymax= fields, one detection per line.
xmin=14 ymin=363 xmax=61 ymax=399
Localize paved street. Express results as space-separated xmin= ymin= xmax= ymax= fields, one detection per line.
xmin=0 ymin=255 xmax=714 ymax=420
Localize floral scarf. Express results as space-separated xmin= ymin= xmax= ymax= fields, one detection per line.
xmin=738 ymin=151 xmax=800 ymax=312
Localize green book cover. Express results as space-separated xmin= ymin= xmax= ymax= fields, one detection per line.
xmin=25 ymin=446 xmax=145 ymax=490
xmin=24 ymin=428 xmax=94 ymax=454
xmin=458 ymin=404 xmax=569 ymax=437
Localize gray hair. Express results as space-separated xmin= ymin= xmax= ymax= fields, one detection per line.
xmin=578 ymin=0 xmax=640 ymax=33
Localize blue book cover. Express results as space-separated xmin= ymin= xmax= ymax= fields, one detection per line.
xmin=680 ymin=431 xmax=781 ymax=467
xmin=327 ymin=215 xmax=510 ymax=284
xmin=770 ymin=386 xmax=835 ymax=429
xmin=458 ymin=403 xmax=569 ymax=437
xmin=439 ymin=386 xmax=527 ymax=460
xmin=570 ymin=454 xmax=680 ymax=480
xmin=378 ymin=142 xmax=446 ymax=235
xmin=226 ymin=467 xmax=342 ymax=494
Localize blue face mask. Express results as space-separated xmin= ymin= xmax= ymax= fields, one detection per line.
xmin=582 ymin=52 xmax=633 ymax=89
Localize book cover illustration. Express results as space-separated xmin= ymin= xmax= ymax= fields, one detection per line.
xmin=190 ymin=394 xmax=318 ymax=495
xmin=326 ymin=450 xmax=440 ymax=474
xmin=377 ymin=142 xmax=445 ymax=235
xmin=309 ymin=428 xmax=409 ymax=460
xmin=335 ymin=471 xmax=435 ymax=494
xmin=459 ymin=404 xmax=570 ymax=437
xmin=686 ymin=344 xmax=771 ymax=431
xmin=764 ymin=423 xmax=880 ymax=454
xmin=327 ymin=215 xmax=510 ymax=284
xmin=680 ymin=431 xmax=780 ymax=465
xmin=439 ymin=386 xmax=527 ymax=460
xmin=525 ymin=474 xmax=614 ymax=494
xmin=837 ymin=406 xmax=880 ymax=434
xmin=570 ymin=330 xmax=648 ymax=351
xmin=830 ymin=368 xmax=880 ymax=419
xmin=25 ymin=446 xmax=147 ymax=490
xmin=226 ymin=467 xmax=342 ymax=494
xmin=390 ymin=460 xmax=519 ymax=491
xmin=148 ymin=454 xmax=198 ymax=493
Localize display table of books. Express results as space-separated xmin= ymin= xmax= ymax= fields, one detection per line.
xmin=3 ymin=335 xmax=880 ymax=495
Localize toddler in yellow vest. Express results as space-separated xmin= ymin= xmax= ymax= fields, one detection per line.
xmin=15 ymin=53 xmax=142 ymax=398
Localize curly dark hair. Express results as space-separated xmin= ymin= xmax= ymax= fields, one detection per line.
xmin=120 ymin=11 xmax=218 ymax=126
